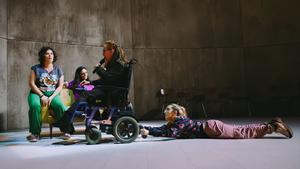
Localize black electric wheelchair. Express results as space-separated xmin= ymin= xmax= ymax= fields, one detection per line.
xmin=70 ymin=59 xmax=139 ymax=144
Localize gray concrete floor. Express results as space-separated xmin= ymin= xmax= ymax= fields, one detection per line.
xmin=0 ymin=117 xmax=299 ymax=169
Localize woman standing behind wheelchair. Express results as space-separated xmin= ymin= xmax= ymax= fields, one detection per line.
xmin=59 ymin=40 xmax=129 ymax=138
xmin=27 ymin=47 xmax=66 ymax=142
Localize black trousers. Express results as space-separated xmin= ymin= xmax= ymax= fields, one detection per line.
xmin=59 ymin=88 xmax=105 ymax=134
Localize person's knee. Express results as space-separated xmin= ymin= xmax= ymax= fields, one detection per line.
xmin=50 ymin=97 xmax=64 ymax=108
xmin=51 ymin=103 xmax=65 ymax=112
xmin=29 ymin=102 xmax=41 ymax=110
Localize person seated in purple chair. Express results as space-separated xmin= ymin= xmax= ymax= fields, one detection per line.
xmin=66 ymin=66 xmax=94 ymax=100
xmin=59 ymin=66 xmax=94 ymax=139
xmin=140 ymin=103 xmax=293 ymax=139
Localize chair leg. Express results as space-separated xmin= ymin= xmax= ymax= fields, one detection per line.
xmin=49 ymin=124 xmax=53 ymax=139
xmin=201 ymin=102 xmax=207 ymax=118
xmin=247 ymin=101 xmax=253 ymax=117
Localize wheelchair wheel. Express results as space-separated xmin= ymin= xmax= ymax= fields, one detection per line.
xmin=113 ymin=116 xmax=139 ymax=143
xmin=85 ymin=127 xmax=102 ymax=145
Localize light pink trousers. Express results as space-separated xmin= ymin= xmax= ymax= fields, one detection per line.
xmin=203 ymin=120 xmax=269 ymax=139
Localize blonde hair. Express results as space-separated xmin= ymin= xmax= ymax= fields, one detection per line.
xmin=164 ymin=103 xmax=188 ymax=118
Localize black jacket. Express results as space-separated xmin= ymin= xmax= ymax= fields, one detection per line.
xmin=92 ymin=53 xmax=127 ymax=87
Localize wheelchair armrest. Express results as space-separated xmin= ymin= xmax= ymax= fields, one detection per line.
xmin=77 ymin=101 xmax=89 ymax=106
xmin=75 ymin=88 xmax=86 ymax=91
xmin=94 ymin=85 xmax=129 ymax=91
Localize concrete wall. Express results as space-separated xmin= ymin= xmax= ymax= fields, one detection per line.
xmin=1 ymin=0 xmax=300 ymax=130
xmin=0 ymin=0 xmax=7 ymax=131
xmin=131 ymin=0 xmax=247 ymax=118
xmin=242 ymin=0 xmax=300 ymax=116
xmin=132 ymin=0 xmax=300 ymax=118
xmin=5 ymin=0 xmax=133 ymax=130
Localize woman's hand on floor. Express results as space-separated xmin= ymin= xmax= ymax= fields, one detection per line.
xmin=140 ymin=128 xmax=149 ymax=138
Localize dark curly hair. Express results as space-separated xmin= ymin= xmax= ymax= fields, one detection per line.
xmin=38 ymin=46 xmax=57 ymax=66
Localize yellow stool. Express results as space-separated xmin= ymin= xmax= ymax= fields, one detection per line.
xmin=41 ymin=88 xmax=75 ymax=138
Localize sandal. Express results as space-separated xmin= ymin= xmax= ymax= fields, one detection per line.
xmin=59 ymin=133 xmax=72 ymax=140
xmin=26 ymin=134 xmax=39 ymax=142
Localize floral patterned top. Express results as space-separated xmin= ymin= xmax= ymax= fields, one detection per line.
xmin=31 ymin=64 xmax=63 ymax=92
xmin=144 ymin=117 xmax=208 ymax=139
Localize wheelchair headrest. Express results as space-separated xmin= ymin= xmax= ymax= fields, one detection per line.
xmin=128 ymin=58 xmax=138 ymax=65
xmin=122 ymin=59 xmax=137 ymax=89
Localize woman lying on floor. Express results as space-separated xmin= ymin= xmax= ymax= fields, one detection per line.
xmin=140 ymin=103 xmax=293 ymax=139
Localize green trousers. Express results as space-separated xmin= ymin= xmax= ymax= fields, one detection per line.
xmin=27 ymin=91 xmax=66 ymax=135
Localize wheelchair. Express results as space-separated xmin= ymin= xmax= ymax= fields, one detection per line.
xmin=70 ymin=59 xmax=139 ymax=144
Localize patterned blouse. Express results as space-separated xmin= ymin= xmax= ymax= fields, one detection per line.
xmin=144 ymin=117 xmax=208 ymax=139
xmin=31 ymin=64 xmax=63 ymax=92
